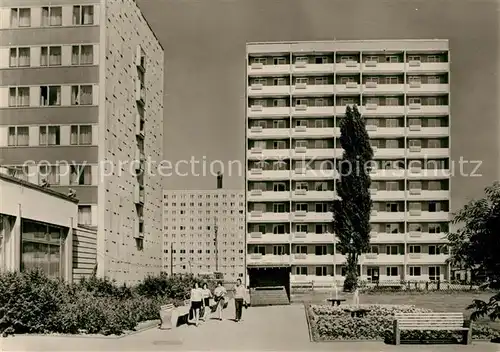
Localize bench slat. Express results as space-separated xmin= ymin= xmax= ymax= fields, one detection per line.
xmin=403 ymin=327 xmax=469 ymax=331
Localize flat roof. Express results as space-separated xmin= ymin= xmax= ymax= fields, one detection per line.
xmin=0 ymin=173 xmax=79 ymax=204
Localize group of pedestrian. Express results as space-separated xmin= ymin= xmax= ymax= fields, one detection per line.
xmin=189 ymin=279 xmax=249 ymax=326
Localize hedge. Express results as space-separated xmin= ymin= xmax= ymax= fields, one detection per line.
xmin=0 ymin=270 xmax=218 ymax=337
xmin=307 ymin=304 xmax=500 ymax=342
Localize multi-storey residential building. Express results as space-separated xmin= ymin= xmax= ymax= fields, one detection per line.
xmin=163 ymin=189 xmax=245 ymax=281
xmin=0 ymin=0 xmax=164 ymax=284
xmin=245 ymin=40 xmax=451 ymax=288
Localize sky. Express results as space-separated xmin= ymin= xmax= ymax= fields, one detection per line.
xmin=137 ymin=0 xmax=499 ymax=210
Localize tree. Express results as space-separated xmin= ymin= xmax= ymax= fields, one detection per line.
xmin=332 ymin=105 xmax=374 ymax=292
xmin=447 ymin=182 xmax=500 ymax=321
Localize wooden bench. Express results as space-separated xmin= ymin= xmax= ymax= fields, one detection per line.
xmin=326 ymin=298 xmax=346 ymax=306
xmin=393 ymin=312 xmax=472 ymax=345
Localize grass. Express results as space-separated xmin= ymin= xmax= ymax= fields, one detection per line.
xmin=292 ymin=290 xmax=500 ymax=331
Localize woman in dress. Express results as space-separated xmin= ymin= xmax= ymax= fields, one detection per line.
xmin=189 ymin=282 xmax=203 ymax=326
xmin=200 ymin=282 xmax=212 ymax=321
xmin=213 ymin=281 xmax=227 ymax=321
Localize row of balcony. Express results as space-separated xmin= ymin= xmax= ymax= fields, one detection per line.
xmin=247 ymin=189 xmax=449 ymax=202
xmin=248 ymin=83 xmax=448 ymax=97
xmin=247 ymin=147 xmax=449 ymax=160
xmin=248 ymin=126 xmax=449 ymax=139
xmin=246 ymin=253 xmax=449 ymax=266
xmin=247 ymin=210 xmax=449 ymax=223
xmin=247 ymin=231 xmax=447 ymax=244
xmin=248 ymin=105 xmax=449 ymax=117
xmin=248 ymin=168 xmax=449 ymax=181
xmin=248 ymin=62 xmax=449 ymax=76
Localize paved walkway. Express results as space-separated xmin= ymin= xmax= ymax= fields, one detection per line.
xmin=1 ymin=301 xmax=499 ymax=351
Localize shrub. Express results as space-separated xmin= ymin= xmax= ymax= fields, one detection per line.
xmin=307 ymin=304 xmax=500 ymax=342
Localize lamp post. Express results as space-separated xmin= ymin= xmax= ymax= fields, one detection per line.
xmin=214 ymin=216 xmax=219 ymax=272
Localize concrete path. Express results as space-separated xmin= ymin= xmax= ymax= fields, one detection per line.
xmin=2 ymin=301 xmax=499 ymax=351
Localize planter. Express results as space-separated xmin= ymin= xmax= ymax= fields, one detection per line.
xmin=159 ymin=304 xmax=176 ymax=329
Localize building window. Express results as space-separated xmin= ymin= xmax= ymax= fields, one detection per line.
xmin=40 ymin=86 xmax=61 ymax=106
xmin=315 ymin=266 xmax=327 ymax=276
xmin=78 ymin=206 xmax=92 ymax=225
xmin=39 ymin=126 xmax=60 ymax=146
xmin=72 ymin=45 xmax=94 ymax=65
xmin=4 ymin=165 xmax=29 ymax=181
xmin=70 ymin=165 xmax=92 ymax=185
xmin=73 ymin=5 xmax=94 ymax=25
xmin=10 ymin=8 xmax=31 ymax=27
xmin=71 ymin=85 xmax=93 ymax=105
xmin=70 ymin=125 xmax=92 ymax=145
xmin=9 ymin=87 xmax=30 ymax=107
xmin=409 ymin=245 xmax=421 ymax=254
xmin=41 ymin=6 xmax=62 ymax=26
xmin=38 ymin=165 xmax=59 ymax=185
xmin=21 ymin=220 xmax=63 ymax=279
xmin=386 ymin=266 xmax=398 ymax=277
xmin=40 ymin=46 xmax=62 ymax=66
xmin=295 ymin=266 xmax=307 ymax=275
xmin=10 ymin=47 xmax=30 ymax=67
xmin=409 ymin=266 xmax=421 ymax=276
xmin=8 ymin=126 xmax=29 ymax=146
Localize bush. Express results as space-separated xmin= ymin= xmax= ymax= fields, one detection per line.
xmin=307 ymin=304 xmax=500 ymax=342
xmin=0 ymin=270 xmax=209 ymax=337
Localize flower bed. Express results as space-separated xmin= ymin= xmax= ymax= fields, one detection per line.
xmin=306 ymin=304 xmax=500 ymax=342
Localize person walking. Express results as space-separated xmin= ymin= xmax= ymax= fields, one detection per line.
xmin=189 ymin=282 xmax=203 ymax=326
xmin=213 ymin=281 xmax=227 ymax=321
xmin=233 ymin=278 xmax=247 ymax=322
xmin=200 ymin=282 xmax=212 ymax=321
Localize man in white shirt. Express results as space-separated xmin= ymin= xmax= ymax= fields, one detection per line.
xmin=233 ymin=279 xmax=247 ymax=322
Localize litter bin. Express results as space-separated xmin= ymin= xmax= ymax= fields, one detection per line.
xmin=159 ymin=304 xmax=176 ymax=329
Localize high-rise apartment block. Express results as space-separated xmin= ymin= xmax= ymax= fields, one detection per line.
xmin=163 ymin=190 xmax=245 ymax=281
xmin=0 ymin=0 xmax=164 ymax=284
xmin=245 ymin=40 xmax=451 ymax=286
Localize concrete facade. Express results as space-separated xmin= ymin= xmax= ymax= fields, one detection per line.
xmin=0 ymin=0 xmax=164 ymax=284
xmin=163 ymin=190 xmax=245 ymax=281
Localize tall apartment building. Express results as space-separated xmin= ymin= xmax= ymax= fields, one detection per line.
xmin=163 ymin=189 xmax=245 ymax=281
xmin=0 ymin=0 xmax=164 ymax=284
xmin=245 ymin=40 xmax=451 ymax=287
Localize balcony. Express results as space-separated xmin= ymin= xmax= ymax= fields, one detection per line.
xmin=360 ymin=253 xmax=405 ymax=265
xmin=362 ymin=62 xmax=405 ymax=73
xmin=248 ymin=106 xmax=290 ymax=117
xmin=246 ymin=254 xmax=291 ymax=267
xmin=370 ymin=190 xmax=405 ymax=201
xmin=248 ymin=127 xmax=290 ymax=139
xmin=406 ymin=168 xmax=449 ymax=180
xmin=248 ymin=85 xmax=290 ymax=97
xmin=292 ymin=105 xmax=335 ymax=117
xmin=405 ymin=61 xmax=449 ymax=73
xmin=336 ymin=83 xmax=361 ymax=94
xmin=291 ymin=190 xmax=335 ymax=201
xmin=135 ymin=81 xmax=146 ymax=104
xmin=407 ymin=147 xmax=450 ymax=159
xmin=373 ymin=148 xmax=405 ymax=159
xmin=135 ymin=114 xmax=145 ymax=138
xmin=406 ymin=105 xmax=449 ymax=116
xmin=247 ymin=190 xmax=290 ymax=202
xmin=362 ymin=83 xmax=405 ymax=94
xmin=292 ymin=63 xmax=334 ymax=74
xmin=291 ymin=254 xmax=335 ymax=265
xmin=406 ymin=127 xmax=449 ymax=138
xmin=247 ymin=148 xmax=291 ymax=160
xmin=291 ymin=148 xmax=336 ymax=160
xmin=247 ymin=63 xmax=291 ymax=76
xmin=292 ymin=168 xmax=336 ymax=180
xmin=291 ymin=84 xmax=335 ymax=96
xmin=247 ymin=211 xmax=290 ymax=222
xmin=247 ymin=169 xmax=290 ymax=181
xmin=406 ymin=189 xmax=450 ymax=201
xmin=406 ymin=253 xmax=449 ymax=265
xmin=407 ymin=210 xmax=449 ymax=222
xmin=406 ymin=231 xmax=448 ymax=243
xmin=370 ymin=210 xmax=405 ymax=222
xmin=369 ymin=232 xmax=405 ymax=243
xmin=291 ymin=127 xmax=335 ymax=139
xmin=247 ymin=232 xmax=291 ymax=244
xmin=291 ymin=232 xmax=335 ymax=243
xmin=292 ymin=211 xmax=333 ymax=222
xmin=134 ymin=185 xmax=145 ymax=205
xmin=335 ymin=61 xmax=360 ymax=72
xmin=406 ymin=83 xmax=449 ymax=95
xmin=360 ymin=105 xmax=406 ymax=116
xmin=369 ymin=169 xmax=406 ymax=180
xmin=290 ymin=274 xmax=335 ymax=283
xmin=367 ymin=127 xmax=406 ymax=138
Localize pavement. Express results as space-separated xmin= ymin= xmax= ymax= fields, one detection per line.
xmin=1 ymin=300 xmax=500 ymax=351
